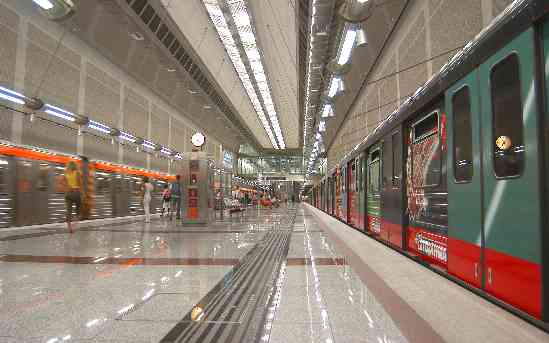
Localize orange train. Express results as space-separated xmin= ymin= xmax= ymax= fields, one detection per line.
xmin=0 ymin=141 xmax=175 ymax=228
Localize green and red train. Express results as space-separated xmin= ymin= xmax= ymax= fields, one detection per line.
xmin=309 ymin=0 xmax=549 ymax=328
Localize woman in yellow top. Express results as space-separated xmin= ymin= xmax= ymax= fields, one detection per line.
xmin=64 ymin=161 xmax=81 ymax=233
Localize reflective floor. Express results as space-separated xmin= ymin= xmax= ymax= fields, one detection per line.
xmin=0 ymin=205 xmax=547 ymax=342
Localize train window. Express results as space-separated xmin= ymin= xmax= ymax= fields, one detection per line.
xmin=369 ymin=149 xmax=381 ymax=193
xmin=391 ymin=132 xmax=401 ymax=181
xmin=357 ymin=157 xmax=362 ymax=192
xmin=413 ymin=113 xmax=438 ymax=141
xmin=37 ymin=164 xmax=49 ymax=191
xmin=341 ymin=168 xmax=347 ymax=192
xmin=411 ymin=111 xmax=441 ymax=187
xmin=0 ymin=161 xmax=6 ymax=187
xmin=490 ymin=54 xmax=524 ymax=178
xmin=452 ymin=86 xmax=473 ymax=182
xmin=351 ymin=163 xmax=356 ymax=192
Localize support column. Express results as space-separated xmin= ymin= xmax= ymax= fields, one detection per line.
xmin=77 ymin=60 xmax=87 ymax=155
xmin=168 ymin=115 xmax=173 ymax=174
xmin=118 ymin=85 xmax=125 ymax=163
xmin=147 ymin=101 xmax=152 ymax=170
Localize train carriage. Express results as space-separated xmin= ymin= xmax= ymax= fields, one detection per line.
xmin=0 ymin=142 xmax=175 ymax=227
xmin=309 ymin=0 xmax=549 ymax=326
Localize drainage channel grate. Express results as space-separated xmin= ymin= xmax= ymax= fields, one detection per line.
xmin=160 ymin=209 xmax=297 ymax=343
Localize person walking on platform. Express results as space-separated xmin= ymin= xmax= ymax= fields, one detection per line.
xmin=161 ymin=184 xmax=171 ymax=217
xmin=141 ymin=176 xmax=153 ymax=223
xmin=62 ymin=161 xmax=82 ymax=234
xmin=170 ymin=175 xmax=182 ymax=220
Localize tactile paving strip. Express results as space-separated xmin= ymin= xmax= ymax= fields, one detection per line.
xmin=159 ymin=209 xmax=297 ymax=343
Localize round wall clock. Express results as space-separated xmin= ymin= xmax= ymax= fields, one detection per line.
xmin=191 ymin=132 xmax=206 ymax=147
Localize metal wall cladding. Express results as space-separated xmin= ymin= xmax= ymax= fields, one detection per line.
xmin=150 ymin=155 xmax=169 ymax=174
xmin=123 ymin=88 xmax=148 ymax=139
xmin=25 ymin=24 xmax=80 ymax=114
xmin=122 ymin=144 xmax=146 ymax=169
xmin=0 ymin=3 xmax=18 ymax=87
xmin=85 ymin=63 xmax=121 ymax=128
xmin=22 ymin=118 xmax=77 ymax=155
xmin=83 ymin=134 xmax=118 ymax=164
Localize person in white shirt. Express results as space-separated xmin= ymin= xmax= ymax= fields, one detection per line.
xmin=141 ymin=176 xmax=154 ymax=223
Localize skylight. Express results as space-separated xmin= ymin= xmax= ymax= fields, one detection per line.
xmin=203 ymin=0 xmax=285 ymax=149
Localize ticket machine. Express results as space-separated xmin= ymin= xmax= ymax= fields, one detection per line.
xmin=180 ymin=152 xmax=214 ymax=225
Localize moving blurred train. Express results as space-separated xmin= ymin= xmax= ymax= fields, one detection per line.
xmin=0 ymin=141 xmax=174 ymax=228
xmin=309 ymin=0 xmax=549 ymax=326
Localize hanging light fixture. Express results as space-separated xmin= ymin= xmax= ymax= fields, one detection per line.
xmin=321 ymin=103 xmax=335 ymax=118
xmin=33 ymin=0 xmax=75 ymax=21
xmin=338 ymin=0 xmax=374 ymax=23
xmin=356 ymin=24 xmax=368 ymax=47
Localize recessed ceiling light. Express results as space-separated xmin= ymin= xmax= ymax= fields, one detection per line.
xmin=203 ymin=105 xmax=212 ymax=109
xmin=130 ymin=31 xmax=144 ymax=41
xmin=166 ymin=67 xmax=176 ymax=72
xmin=188 ymin=89 xmax=199 ymax=94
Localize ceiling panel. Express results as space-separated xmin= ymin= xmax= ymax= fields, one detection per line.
xmin=249 ymin=0 xmax=300 ymax=149
xmin=160 ymin=0 xmax=271 ymax=148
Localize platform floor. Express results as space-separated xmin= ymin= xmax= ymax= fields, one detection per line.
xmin=0 ymin=204 xmax=547 ymax=342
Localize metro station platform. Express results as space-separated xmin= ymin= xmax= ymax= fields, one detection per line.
xmin=0 ymin=205 xmax=547 ymax=343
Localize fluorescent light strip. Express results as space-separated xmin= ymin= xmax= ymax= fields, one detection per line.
xmin=203 ymin=0 xmax=285 ymax=149
xmin=143 ymin=140 xmax=156 ymax=150
xmin=338 ymin=25 xmax=357 ymax=65
xmin=0 ymin=86 xmax=26 ymax=104
xmin=119 ymin=132 xmax=136 ymax=143
xmin=45 ymin=104 xmax=76 ymax=120
xmin=44 ymin=109 xmax=75 ymax=122
xmin=0 ymin=92 xmax=25 ymax=105
xmin=88 ymin=120 xmax=111 ymax=134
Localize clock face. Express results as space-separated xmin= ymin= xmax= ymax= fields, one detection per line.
xmin=191 ymin=132 xmax=205 ymax=147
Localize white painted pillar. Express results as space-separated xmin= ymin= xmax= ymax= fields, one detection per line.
xmin=77 ymin=60 xmax=87 ymax=155
xmin=118 ymin=85 xmax=125 ymax=163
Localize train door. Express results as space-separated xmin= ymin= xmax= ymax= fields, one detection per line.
xmin=347 ymin=160 xmax=356 ymax=226
xmin=334 ymin=169 xmax=341 ymax=218
xmin=113 ymin=174 xmax=129 ymax=217
xmin=15 ymin=159 xmax=35 ymax=226
xmin=447 ymin=28 xmax=542 ymax=318
xmin=341 ymin=166 xmax=347 ymax=221
xmin=367 ymin=145 xmax=382 ymax=235
xmin=129 ymin=176 xmax=145 ymax=215
xmin=447 ymin=71 xmax=483 ymax=289
xmin=0 ymin=155 xmax=15 ymax=228
xmin=357 ymin=152 xmax=366 ymax=231
xmin=381 ymin=130 xmax=405 ymax=247
xmin=479 ymin=29 xmax=541 ymax=317
xmin=47 ymin=163 xmax=67 ymax=223
xmin=93 ymin=170 xmax=115 ymax=219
